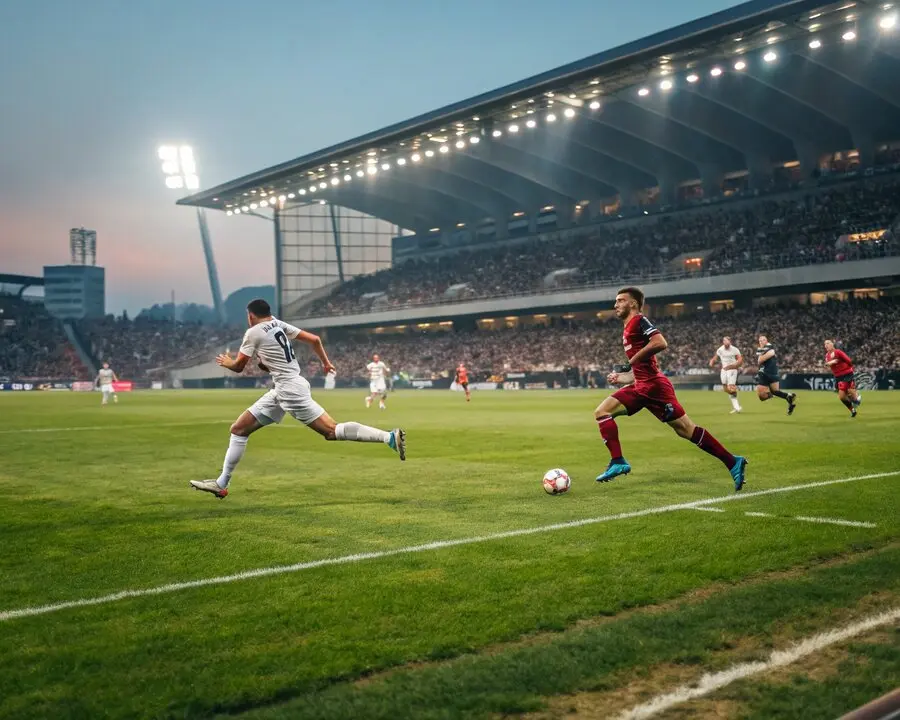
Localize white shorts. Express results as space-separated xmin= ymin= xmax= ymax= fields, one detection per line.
xmin=369 ymin=379 xmax=387 ymax=394
xmin=101 ymin=384 xmax=113 ymax=394
xmin=720 ymin=370 xmax=738 ymax=386
xmin=248 ymin=378 xmax=325 ymax=427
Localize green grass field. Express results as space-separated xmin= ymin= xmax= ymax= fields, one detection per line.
xmin=1 ymin=388 xmax=898 ymax=719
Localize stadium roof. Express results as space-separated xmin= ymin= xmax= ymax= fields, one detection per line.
xmin=179 ymin=0 xmax=900 ymax=232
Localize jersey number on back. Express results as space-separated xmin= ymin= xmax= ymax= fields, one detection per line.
xmin=274 ymin=331 xmax=296 ymax=363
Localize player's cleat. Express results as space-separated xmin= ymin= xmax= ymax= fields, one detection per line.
xmin=596 ymin=459 xmax=631 ymax=483
xmin=379 ymin=403 xmax=386 ymax=410
xmin=365 ymin=396 xmax=372 ymax=408
xmin=786 ymin=393 xmax=797 ymax=416
xmin=729 ymin=407 xmax=743 ymax=414
xmin=388 ymin=428 xmax=406 ymax=461
xmin=730 ymin=456 xmax=748 ymax=492
xmin=850 ymin=407 xmax=858 ymax=418
xmin=190 ymin=480 xmax=228 ymax=499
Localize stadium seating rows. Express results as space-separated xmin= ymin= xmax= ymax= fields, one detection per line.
xmin=307 ymin=177 xmax=900 ymax=317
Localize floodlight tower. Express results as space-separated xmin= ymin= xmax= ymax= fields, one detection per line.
xmin=158 ymin=145 xmax=226 ymax=324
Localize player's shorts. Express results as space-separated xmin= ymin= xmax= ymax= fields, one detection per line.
xmin=369 ymin=379 xmax=387 ymax=395
xmin=612 ymin=376 xmax=686 ymax=423
xmin=720 ymin=370 xmax=738 ymax=386
xmin=835 ymin=373 xmax=856 ymax=393
xmin=755 ymin=371 xmax=779 ymax=387
xmin=248 ymin=378 xmax=325 ymax=427
xmin=100 ymin=384 xmax=113 ymax=394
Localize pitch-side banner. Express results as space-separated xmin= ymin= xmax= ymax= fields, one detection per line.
xmin=112 ymin=381 xmax=133 ymax=392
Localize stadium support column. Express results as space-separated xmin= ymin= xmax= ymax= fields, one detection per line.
xmin=556 ymin=202 xmax=575 ymax=229
xmin=196 ymin=207 xmax=226 ymax=324
xmin=855 ymin=135 xmax=876 ymax=170
xmin=700 ymin=165 xmax=723 ymax=200
xmin=747 ymin=155 xmax=772 ymax=192
xmin=273 ymin=206 xmax=283 ymax=317
xmin=328 ymin=203 xmax=345 ymax=283
xmin=797 ymin=144 xmax=823 ymax=179
xmin=657 ymin=172 xmax=678 ymax=206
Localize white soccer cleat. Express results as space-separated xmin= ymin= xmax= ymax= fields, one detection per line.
xmin=365 ymin=396 xmax=372 ymax=408
xmin=730 ymin=407 xmax=743 ymax=414
xmin=190 ymin=479 xmax=228 ymax=499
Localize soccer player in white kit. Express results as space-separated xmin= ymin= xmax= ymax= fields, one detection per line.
xmin=190 ymin=299 xmax=406 ymax=499
xmin=365 ymin=354 xmax=390 ymax=410
xmin=95 ymin=362 xmax=119 ymax=405
xmin=708 ymin=337 xmax=743 ymax=414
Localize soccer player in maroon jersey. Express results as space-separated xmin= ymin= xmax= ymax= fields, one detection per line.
xmin=824 ymin=339 xmax=862 ymax=417
xmin=594 ymin=287 xmax=748 ymax=491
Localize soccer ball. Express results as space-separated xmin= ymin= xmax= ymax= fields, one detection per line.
xmin=542 ymin=468 xmax=571 ymax=495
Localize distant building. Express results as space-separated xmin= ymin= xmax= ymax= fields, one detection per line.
xmin=43 ymin=265 xmax=105 ymax=319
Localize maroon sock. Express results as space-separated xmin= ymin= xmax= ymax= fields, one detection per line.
xmin=691 ymin=426 xmax=736 ymax=470
xmin=841 ymin=398 xmax=853 ymax=410
xmin=598 ymin=416 xmax=624 ymax=460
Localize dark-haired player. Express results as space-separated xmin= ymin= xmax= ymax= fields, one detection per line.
xmin=755 ymin=335 xmax=796 ymax=415
xmin=824 ymin=339 xmax=861 ymax=417
xmin=190 ymin=299 xmax=405 ymax=499
xmin=455 ymin=363 xmax=471 ymax=402
xmin=594 ymin=287 xmax=748 ymax=491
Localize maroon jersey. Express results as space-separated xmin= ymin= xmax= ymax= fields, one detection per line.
xmin=622 ymin=314 xmax=663 ymax=383
xmin=825 ymin=349 xmax=854 ymax=377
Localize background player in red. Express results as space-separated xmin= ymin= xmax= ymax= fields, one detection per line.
xmin=594 ymin=287 xmax=748 ymax=491
xmin=455 ymin=363 xmax=471 ymax=402
xmin=824 ymin=339 xmax=862 ymax=417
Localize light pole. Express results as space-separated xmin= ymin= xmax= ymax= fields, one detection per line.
xmin=158 ymin=145 xmax=227 ymax=325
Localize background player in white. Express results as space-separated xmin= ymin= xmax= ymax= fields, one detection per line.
xmin=365 ymin=354 xmax=390 ymax=410
xmin=708 ymin=337 xmax=743 ymax=414
xmin=190 ymin=299 xmax=405 ymax=499
xmin=95 ymin=362 xmax=118 ymax=406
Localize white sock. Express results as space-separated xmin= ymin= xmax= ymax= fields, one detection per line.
xmin=216 ymin=434 xmax=249 ymax=488
xmin=335 ymin=421 xmax=391 ymax=444
xmin=730 ymin=394 xmax=741 ymax=410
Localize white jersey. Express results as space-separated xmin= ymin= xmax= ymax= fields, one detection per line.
xmin=367 ymin=361 xmax=389 ymax=382
xmin=715 ymin=345 xmax=742 ymax=369
xmin=97 ymin=368 xmax=115 ymax=386
xmin=239 ymin=318 xmax=303 ymax=385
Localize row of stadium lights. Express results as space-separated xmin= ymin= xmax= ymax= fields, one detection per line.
xmin=225 ymin=9 xmax=898 ymax=217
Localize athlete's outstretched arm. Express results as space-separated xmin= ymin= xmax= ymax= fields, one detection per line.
xmin=296 ymin=330 xmax=336 ymax=374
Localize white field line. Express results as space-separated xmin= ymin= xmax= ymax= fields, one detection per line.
xmin=794 ymin=516 xmax=877 ymax=528
xmin=1 ymin=470 xmax=896 ymax=623
xmin=1 ymin=420 xmax=230 ymax=435
xmin=616 ymin=606 xmax=900 ymax=720
xmin=745 ymin=512 xmax=772 ymax=517
xmin=690 ymin=507 xmax=725 ymax=513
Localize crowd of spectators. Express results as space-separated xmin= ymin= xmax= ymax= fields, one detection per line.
xmin=0 ymin=296 xmax=86 ymax=380
xmin=306 ymin=298 xmax=900 ymax=378
xmin=307 ymin=177 xmax=900 ymax=317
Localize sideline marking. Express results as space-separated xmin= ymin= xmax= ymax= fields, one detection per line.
xmin=1 ymin=470 xmax=896 ymax=622
xmin=2 ymin=420 xmax=229 ymax=435
xmin=616 ymin=606 xmax=900 ymax=720
xmin=794 ymin=516 xmax=877 ymax=529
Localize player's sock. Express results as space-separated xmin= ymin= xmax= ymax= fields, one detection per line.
xmin=771 ymin=390 xmax=790 ymax=401
xmin=841 ymin=398 xmax=854 ymax=411
xmin=597 ymin=416 xmax=623 ymax=460
xmin=729 ymin=394 xmax=741 ymax=410
xmin=690 ymin=426 xmax=736 ymax=470
xmin=335 ymin=421 xmax=391 ymax=444
xmin=216 ymin=433 xmax=249 ymax=488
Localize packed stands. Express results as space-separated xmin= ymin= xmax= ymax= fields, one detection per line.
xmin=0 ymin=295 xmax=86 ymax=380
xmin=309 ymin=298 xmax=900 ymax=379
xmin=307 ymin=177 xmax=900 ymax=317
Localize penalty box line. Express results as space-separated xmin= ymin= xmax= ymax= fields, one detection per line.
xmin=1 ymin=470 xmax=897 ymax=623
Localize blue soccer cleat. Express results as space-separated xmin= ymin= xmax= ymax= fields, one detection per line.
xmin=596 ymin=459 xmax=632 ymax=483
xmin=388 ymin=428 xmax=406 ymax=461
xmin=730 ymin=456 xmax=748 ymax=492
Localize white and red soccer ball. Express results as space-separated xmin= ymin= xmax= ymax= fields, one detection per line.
xmin=542 ymin=468 xmax=571 ymax=495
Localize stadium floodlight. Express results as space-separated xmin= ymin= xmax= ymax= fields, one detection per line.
xmin=734 ymin=60 xmax=747 ymax=70
xmin=880 ymin=13 xmax=897 ymax=28
xmin=469 ymin=136 xmax=480 ymax=144
xmin=660 ymin=79 xmax=673 ymax=91
xmin=367 ymin=165 xmax=377 ymax=174
xmin=809 ymin=37 xmax=822 ymax=48
xmin=411 ymin=153 xmax=422 ymax=162
xmin=241 ymin=205 xmax=249 ymax=212
xmin=317 ymin=181 xmax=326 ymax=189
xmin=344 ymin=173 xmax=352 ymax=180
xmin=686 ymin=73 xmax=699 ymax=83
xmin=425 ymin=149 xmax=435 ymax=157
xmin=159 ymin=144 xmax=201 ymax=191
xmin=508 ymin=124 xmax=519 ymax=133
xmin=298 ymin=188 xmax=307 ymax=195
xmin=288 ymin=193 xmax=295 ymax=199
xmin=455 ymin=139 xmax=466 ymax=148
xmin=439 ymin=144 xmax=450 ymax=152
xmin=356 ymin=169 xmax=365 ymax=177
xmin=250 ymin=202 xmax=258 ymax=210
xmin=226 ymin=210 xmax=233 ymax=216
xmin=767 ymin=35 xmax=778 ymax=44
xmin=842 ymin=29 xmax=856 ymax=41
xmin=764 ymin=50 xmax=778 ymax=62
xmin=309 ymin=185 xmax=317 ymax=192
xmin=526 ymin=119 xmax=537 ymax=128
xmin=638 ymin=87 xmax=650 ymax=96
xmin=259 ymin=200 xmax=269 ymax=208
xmin=546 ymin=112 xmax=557 ymax=121
xmin=563 ymin=108 xmax=576 ymax=118
xmin=396 ymin=159 xmax=406 ymax=166
xmin=589 ymin=100 xmax=601 ymax=110
xmin=381 ymin=162 xmax=390 ymax=170
xmin=492 ymin=129 xmax=502 ymax=137
xmin=331 ymin=177 xmax=340 ymax=185
xmin=710 ymin=67 xmax=723 ymax=77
